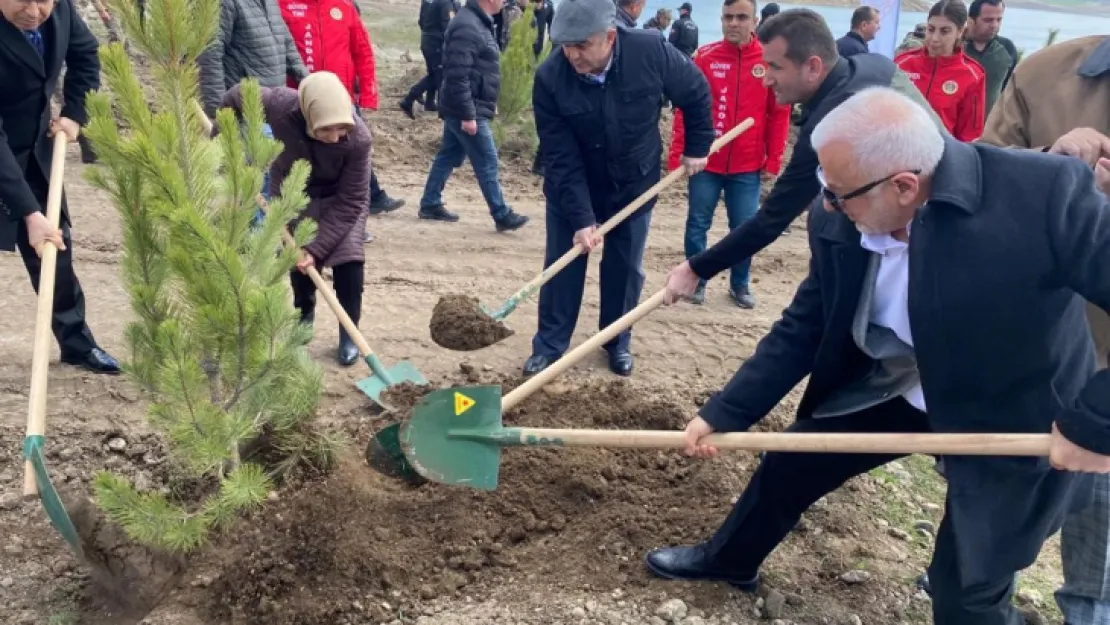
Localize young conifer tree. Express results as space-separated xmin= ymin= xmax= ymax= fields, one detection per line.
xmin=81 ymin=0 xmax=340 ymax=553
xmin=494 ymin=5 xmax=549 ymax=153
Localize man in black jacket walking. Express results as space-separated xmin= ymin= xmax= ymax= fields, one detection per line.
xmin=522 ymin=0 xmax=713 ymax=378
xmin=416 ymin=0 xmax=530 ymax=231
xmin=662 ymin=9 xmax=943 ymax=303
xmin=401 ymin=0 xmax=459 ymax=116
xmin=0 ymin=0 xmax=120 ymax=373
xmin=668 ymin=2 xmax=698 ymax=56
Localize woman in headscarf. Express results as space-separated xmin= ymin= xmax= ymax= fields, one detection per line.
xmin=221 ymin=71 xmax=371 ymax=367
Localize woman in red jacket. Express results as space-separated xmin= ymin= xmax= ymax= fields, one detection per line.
xmin=894 ymin=0 xmax=986 ymax=142
xmin=280 ymin=0 xmax=405 ymax=235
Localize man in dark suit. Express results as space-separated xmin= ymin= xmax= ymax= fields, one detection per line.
xmin=523 ymin=0 xmax=712 ymax=378
xmin=0 ymin=0 xmax=120 ymax=373
xmin=646 ymin=86 xmax=1110 ymax=624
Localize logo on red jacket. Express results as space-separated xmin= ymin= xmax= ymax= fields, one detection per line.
xmin=330 ymin=6 xmax=343 ymax=19
xmin=751 ymin=64 xmax=766 ymax=78
xmin=941 ymin=80 xmax=958 ymax=95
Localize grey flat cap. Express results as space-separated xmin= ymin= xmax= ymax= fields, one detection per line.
xmin=550 ymin=0 xmax=616 ymax=45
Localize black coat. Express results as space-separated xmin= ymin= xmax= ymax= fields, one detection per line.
xmin=439 ymin=0 xmax=500 ymax=121
xmin=836 ymin=31 xmax=869 ymax=57
xmin=0 ymin=0 xmax=99 ymax=251
xmin=701 ymin=137 xmax=1108 ymax=584
xmin=533 ymin=28 xmax=713 ymax=231
xmin=419 ymin=0 xmax=457 ymax=42
xmin=668 ymin=15 xmax=698 ymax=56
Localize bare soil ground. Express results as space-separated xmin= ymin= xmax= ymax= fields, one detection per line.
xmin=0 ymin=2 xmax=1065 ymax=624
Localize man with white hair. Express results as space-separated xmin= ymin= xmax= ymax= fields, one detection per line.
xmin=646 ymin=85 xmax=1110 ymax=625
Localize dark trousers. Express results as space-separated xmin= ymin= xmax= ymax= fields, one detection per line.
xmin=530 ymin=205 xmax=651 ymax=358
xmin=533 ymin=21 xmax=546 ymax=57
xmin=406 ymin=41 xmax=443 ymax=106
xmin=704 ymin=399 xmax=1025 ymax=625
xmin=16 ymin=216 xmax=98 ymax=357
xmin=290 ymin=261 xmax=364 ymax=334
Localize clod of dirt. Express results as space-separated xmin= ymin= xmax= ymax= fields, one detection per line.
xmin=429 ymin=294 xmax=513 ymax=351
xmin=60 ymin=487 xmax=188 ymax=621
xmin=199 ymin=379 xmax=725 ymax=625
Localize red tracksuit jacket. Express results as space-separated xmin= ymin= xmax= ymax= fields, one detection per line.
xmin=280 ymin=0 xmax=378 ymax=109
xmin=895 ymin=47 xmax=986 ymax=142
xmin=667 ymin=38 xmax=791 ymax=176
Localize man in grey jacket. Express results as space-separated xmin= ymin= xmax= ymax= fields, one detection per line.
xmin=198 ymin=0 xmax=308 ymax=117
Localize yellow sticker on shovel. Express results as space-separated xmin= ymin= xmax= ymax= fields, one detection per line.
xmin=454 ymin=392 xmax=476 ymax=416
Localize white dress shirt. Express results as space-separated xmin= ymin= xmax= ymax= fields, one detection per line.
xmin=859 ymin=228 xmax=927 ymax=413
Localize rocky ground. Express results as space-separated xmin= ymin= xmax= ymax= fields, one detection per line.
xmin=0 ymin=2 xmax=1066 ymax=624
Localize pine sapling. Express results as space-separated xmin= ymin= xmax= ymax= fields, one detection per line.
xmin=494 ymin=5 xmax=548 ymax=155
xmin=80 ymin=0 xmax=341 ymax=554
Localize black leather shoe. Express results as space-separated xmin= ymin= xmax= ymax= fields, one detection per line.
xmin=645 ymin=545 xmax=760 ymax=592
xmin=494 ymin=210 xmax=530 ymax=232
xmin=523 ymin=354 xmax=552 ymax=376
xmin=61 ymin=347 xmax=120 ymax=374
xmin=368 ymin=193 xmax=405 ymax=215
xmin=608 ymin=349 xmax=633 ymax=377
xmin=337 ymin=331 xmax=359 ymax=367
xmin=916 ymin=572 xmax=931 ymax=596
xmin=418 ymin=205 xmax=460 ymax=222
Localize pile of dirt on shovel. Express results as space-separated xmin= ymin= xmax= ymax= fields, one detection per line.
xmin=199 ymin=379 xmax=746 ymax=625
xmin=428 ymin=293 xmax=514 ymax=351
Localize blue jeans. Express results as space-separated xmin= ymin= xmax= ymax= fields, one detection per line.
xmin=252 ymin=122 xmax=274 ymax=227
xmin=419 ymin=117 xmax=510 ymax=220
xmin=684 ymin=171 xmax=761 ymax=293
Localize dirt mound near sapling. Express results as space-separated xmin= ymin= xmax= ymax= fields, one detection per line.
xmin=429 ymin=293 xmax=514 ymax=351
xmin=60 ymin=487 xmax=188 ymax=621
xmin=202 ymin=379 xmax=735 ymax=625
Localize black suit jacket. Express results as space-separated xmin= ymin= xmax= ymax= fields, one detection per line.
xmin=0 ymin=0 xmax=99 ymax=251
xmin=700 ymin=137 xmax=1109 ymax=584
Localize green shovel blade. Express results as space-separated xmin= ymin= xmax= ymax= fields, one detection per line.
xmin=24 ymin=435 xmax=84 ymax=557
xmin=355 ymin=354 xmax=427 ymax=405
xmin=399 ymin=386 xmax=505 ymax=490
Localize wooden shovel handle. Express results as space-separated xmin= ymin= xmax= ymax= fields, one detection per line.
xmin=510 ymin=428 xmax=1054 ymax=457
xmin=503 ymin=288 xmax=668 ymax=411
xmin=504 ymin=119 xmax=755 ymax=306
xmin=194 ymin=103 xmax=377 ymax=359
xmin=24 ymin=132 xmax=70 ymax=497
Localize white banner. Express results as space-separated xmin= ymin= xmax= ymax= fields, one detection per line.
xmin=868 ymin=0 xmax=902 ymax=58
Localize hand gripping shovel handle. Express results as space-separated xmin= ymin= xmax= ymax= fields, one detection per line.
xmin=24 ymin=132 xmax=70 ymax=497
xmin=490 ymin=118 xmax=755 ymax=320
xmin=503 ymin=288 xmax=669 ymax=411
xmin=494 ymin=429 xmax=1054 ymax=457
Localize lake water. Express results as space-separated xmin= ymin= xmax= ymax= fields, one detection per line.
xmin=640 ymin=1 xmax=1110 ymax=54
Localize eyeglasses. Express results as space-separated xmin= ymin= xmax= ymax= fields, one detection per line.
xmin=815 ymin=166 xmax=920 ymax=212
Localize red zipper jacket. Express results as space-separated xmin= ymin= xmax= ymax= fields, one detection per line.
xmin=667 ymin=37 xmax=790 ymax=176
xmin=280 ymin=0 xmax=378 ymax=109
xmin=895 ymin=47 xmax=986 ymax=142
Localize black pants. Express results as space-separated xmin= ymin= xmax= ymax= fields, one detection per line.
xmin=533 ymin=21 xmax=546 ymax=58
xmin=15 ymin=215 xmax=98 ymax=357
xmin=530 ymin=205 xmax=651 ymax=358
xmin=704 ymin=399 xmax=1024 ymax=625
xmin=370 ymin=171 xmax=383 ymax=203
xmin=290 ymin=261 xmax=364 ymax=333
xmin=407 ymin=40 xmax=443 ymax=106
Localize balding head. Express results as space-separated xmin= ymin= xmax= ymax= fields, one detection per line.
xmin=811 ymin=87 xmax=944 ymax=235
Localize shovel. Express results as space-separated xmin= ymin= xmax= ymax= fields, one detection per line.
xmin=429 ymin=118 xmax=757 ymax=352
xmin=22 ymin=132 xmax=86 ymax=556
xmin=391 ymin=402 xmax=1052 ymax=490
xmin=196 ymin=107 xmax=427 ymax=408
xmin=257 ymin=194 xmax=427 ymax=408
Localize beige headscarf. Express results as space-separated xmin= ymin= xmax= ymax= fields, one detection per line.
xmin=297 ymin=71 xmax=355 ymax=138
